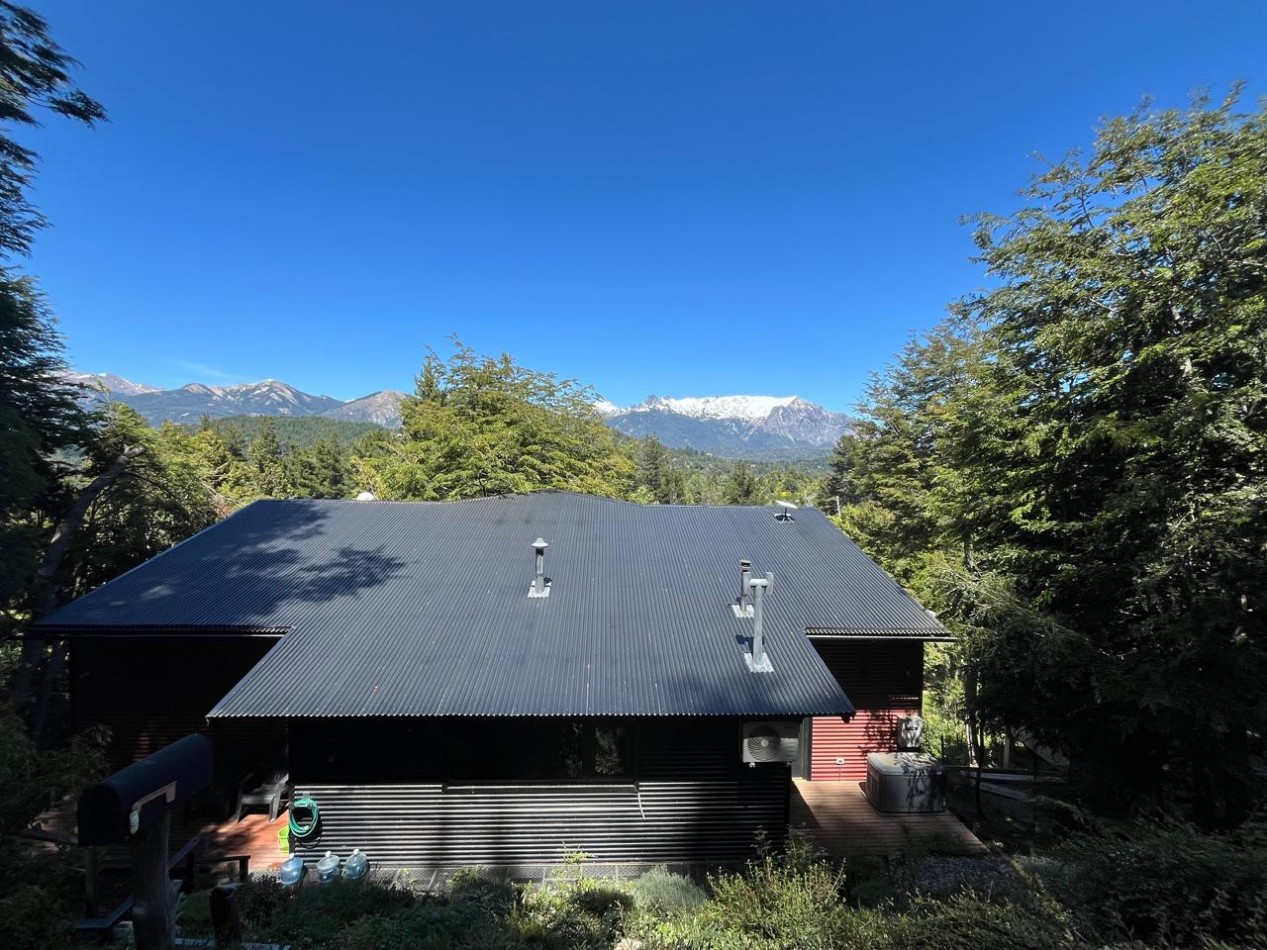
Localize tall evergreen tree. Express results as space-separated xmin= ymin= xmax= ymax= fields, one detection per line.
xmin=0 ymin=3 xmax=104 ymax=634
xmin=634 ymin=436 xmax=685 ymax=504
xmin=722 ymin=461 xmax=762 ymax=505
xmin=845 ymin=90 xmax=1267 ymax=823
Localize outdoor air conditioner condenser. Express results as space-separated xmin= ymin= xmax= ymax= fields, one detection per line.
xmin=741 ymin=720 xmax=801 ymax=764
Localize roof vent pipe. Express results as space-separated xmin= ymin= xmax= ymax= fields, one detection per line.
xmin=529 ymin=538 xmax=550 ymax=598
xmin=739 ymin=559 xmax=752 ymax=614
xmin=745 ymin=573 xmax=774 ymax=673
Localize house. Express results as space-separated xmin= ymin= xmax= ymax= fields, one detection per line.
xmin=40 ymin=491 xmax=949 ymax=873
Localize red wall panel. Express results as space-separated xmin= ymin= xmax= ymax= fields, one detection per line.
xmin=808 ymin=640 xmax=923 ymax=782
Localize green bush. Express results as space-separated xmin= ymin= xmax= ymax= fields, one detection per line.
xmin=249 ymin=877 xmax=419 ymax=949
xmin=517 ymin=878 xmax=632 ymax=949
xmin=0 ymin=843 xmax=84 ymax=950
xmin=844 ymin=855 xmax=900 ymax=907
xmin=886 ymin=888 xmax=1085 ymax=949
xmin=629 ymin=865 xmax=708 ymax=917
xmin=1052 ymin=826 xmax=1267 ymax=948
xmin=176 ymin=889 xmax=213 ymax=937
xmin=449 ymin=868 xmax=517 ymax=915
xmin=638 ymin=897 xmax=890 ymax=950
xmin=0 ymin=883 xmax=75 ymax=950
xmin=235 ymin=876 xmax=297 ymax=931
xmin=339 ymin=901 xmax=522 ymax=950
xmin=634 ymin=854 xmax=887 ymax=950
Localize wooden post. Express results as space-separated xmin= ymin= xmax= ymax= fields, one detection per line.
xmin=85 ymin=847 xmax=100 ymax=918
xmin=210 ymin=884 xmax=243 ymax=948
xmin=129 ymin=812 xmax=174 ymax=950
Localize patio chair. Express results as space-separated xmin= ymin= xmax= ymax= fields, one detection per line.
xmin=234 ymin=771 xmax=290 ymax=822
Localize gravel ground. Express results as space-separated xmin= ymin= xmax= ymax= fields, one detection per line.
xmin=914 ymin=856 xmax=1021 ymax=895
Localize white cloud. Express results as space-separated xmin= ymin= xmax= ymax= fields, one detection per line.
xmin=165 ymin=358 xmax=247 ymax=383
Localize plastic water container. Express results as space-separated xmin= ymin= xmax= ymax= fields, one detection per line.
xmin=343 ymin=848 xmax=368 ymax=881
xmin=315 ymin=850 xmax=340 ymax=884
xmin=278 ymin=855 xmax=304 ymax=887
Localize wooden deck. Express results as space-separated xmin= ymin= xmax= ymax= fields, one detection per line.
xmin=790 ymin=779 xmax=985 ymax=856
xmin=33 ymin=803 xmax=291 ymax=879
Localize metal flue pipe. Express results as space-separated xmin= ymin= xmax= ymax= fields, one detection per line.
xmin=531 ymin=538 xmax=549 ymax=596
xmin=749 ymin=573 xmax=773 ymax=667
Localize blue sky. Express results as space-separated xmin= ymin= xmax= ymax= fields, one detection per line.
xmin=25 ymin=1 xmax=1267 ymax=409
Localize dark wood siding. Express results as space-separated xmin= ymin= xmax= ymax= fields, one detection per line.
xmin=70 ymin=636 xmax=279 ymax=770
xmin=808 ymin=640 xmax=923 ymax=782
xmin=289 ymin=718 xmax=789 ymax=871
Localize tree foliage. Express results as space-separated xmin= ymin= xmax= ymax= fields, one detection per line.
xmin=722 ymin=460 xmax=763 ymax=505
xmin=0 ymin=278 xmax=89 ymax=625
xmin=356 ymin=341 xmax=636 ymax=499
xmin=0 ymin=1 xmax=106 ymax=260
xmin=0 ymin=4 xmax=104 ymax=631
xmin=829 ymin=89 xmax=1267 ymax=823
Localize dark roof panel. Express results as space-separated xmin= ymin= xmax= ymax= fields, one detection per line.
xmin=41 ymin=492 xmax=945 ymax=718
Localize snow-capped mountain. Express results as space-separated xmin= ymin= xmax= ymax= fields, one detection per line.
xmin=64 ymin=372 xmax=160 ymax=397
xmin=602 ymin=394 xmax=850 ymax=459
xmin=102 ymin=379 xmax=345 ymax=424
xmin=71 ymin=372 xmax=404 ymax=427
xmin=615 ymin=394 xmax=802 ymax=422
xmin=72 ymin=371 xmax=848 ymax=459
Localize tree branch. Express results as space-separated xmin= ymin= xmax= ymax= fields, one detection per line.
xmin=8 ymin=444 xmax=145 ymax=730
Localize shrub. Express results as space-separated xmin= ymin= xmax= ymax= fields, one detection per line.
xmin=249 ymin=877 xmax=419 ymax=949
xmin=235 ymin=875 xmax=297 ymax=931
xmin=886 ymin=887 xmax=1085 ymax=950
xmin=0 ymin=844 xmax=84 ymax=950
xmin=339 ymin=901 xmax=523 ymax=950
xmin=1051 ymin=825 xmax=1267 ymax=948
xmin=638 ymin=897 xmax=890 ymax=950
xmin=629 ymin=865 xmax=708 ymax=917
xmin=570 ymin=881 xmax=634 ymax=919
xmin=176 ymin=889 xmax=213 ymax=938
xmin=517 ymin=878 xmax=632 ymax=949
xmin=0 ymin=883 xmax=75 ymax=950
xmin=449 ymin=868 xmax=517 ymax=916
xmin=631 ymin=850 xmax=890 ymax=950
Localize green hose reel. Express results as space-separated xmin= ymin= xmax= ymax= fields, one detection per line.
xmin=289 ymin=796 xmax=320 ymax=839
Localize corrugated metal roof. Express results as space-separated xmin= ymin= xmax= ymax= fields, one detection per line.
xmin=40 ymin=492 xmax=946 ymax=719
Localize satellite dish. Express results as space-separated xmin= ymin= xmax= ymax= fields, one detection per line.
xmin=774 ymin=499 xmax=797 ymax=521
xmin=355 ymin=491 xmax=376 ymax=501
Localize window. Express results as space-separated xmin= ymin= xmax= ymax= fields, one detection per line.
xmin=445 ymin=719 xmax=635 ymax=782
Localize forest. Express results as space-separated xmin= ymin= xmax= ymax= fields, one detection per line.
xmin=2 ymin=4 xmax=1266 ymax=948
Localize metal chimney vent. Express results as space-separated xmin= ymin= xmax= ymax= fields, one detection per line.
xmin=732 ymin=559 xmax=753 ymax=618
xmin=528 ymin=538 xmax=551 ymax=598
xmin=744 ymin=572 xmax=774 ymax=673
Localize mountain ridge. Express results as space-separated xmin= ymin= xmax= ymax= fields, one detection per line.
xmin=600 ymin=393 xmax=850 ymax=459
xmin=70 ymin=373 xmax=848 ymax=459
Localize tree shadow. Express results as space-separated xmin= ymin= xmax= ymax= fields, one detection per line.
xmin=46 ymin=501 xmax=407 ymax=629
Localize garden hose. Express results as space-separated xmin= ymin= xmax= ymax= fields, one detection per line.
xmin=289 ymin=796 xmax=320 ymax=838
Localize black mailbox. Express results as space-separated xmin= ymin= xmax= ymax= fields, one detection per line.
xmin=78 ymin=734 xmax=214 ymax=845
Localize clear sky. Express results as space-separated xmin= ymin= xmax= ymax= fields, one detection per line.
xmin=24 ymin=1 xmax=1267 ymax=409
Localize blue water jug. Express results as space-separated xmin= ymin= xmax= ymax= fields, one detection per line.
xmin=278 ymin=855 xmax=304 ymax=886
xmin=344 ymin=848 xmax=368 ymax=880
xmin=316 ymin=850 xmax=340 ymax=883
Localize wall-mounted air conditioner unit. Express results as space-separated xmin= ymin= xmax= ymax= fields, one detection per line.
xmin=741 ymin=721 xmax=800 ymax=764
